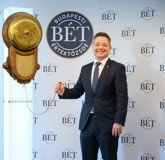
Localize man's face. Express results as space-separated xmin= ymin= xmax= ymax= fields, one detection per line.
xmin=92 ymin=36 xmax=112 ymax=61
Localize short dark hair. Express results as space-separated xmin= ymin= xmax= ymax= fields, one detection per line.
xmin=93 ymin=32 xmax=111 ymax=43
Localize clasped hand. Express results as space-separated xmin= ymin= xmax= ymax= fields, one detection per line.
xmin=54 ymin=81 xmax=64 ymax=94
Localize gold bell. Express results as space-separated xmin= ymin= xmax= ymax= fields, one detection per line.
xmin=2 ymin=12 xmax=42 ymax=84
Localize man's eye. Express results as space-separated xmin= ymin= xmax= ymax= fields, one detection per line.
xmin=102 ymin=44 xmax=108 ymax=47
xmin=94 ymin=43 xmax=108 ymax=47
xmin=95 ymin=44 xmax=99 ymax=46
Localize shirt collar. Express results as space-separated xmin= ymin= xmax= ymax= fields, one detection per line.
xmin=94 ymin=57 xmax=109 ymax=66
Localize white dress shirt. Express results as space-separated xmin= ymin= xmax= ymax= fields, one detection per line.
xmin=91 ymin=57 xmax=109 ymax=85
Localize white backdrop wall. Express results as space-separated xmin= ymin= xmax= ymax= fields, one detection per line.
xmin=0 ymin=0 xmax=165 ymax=160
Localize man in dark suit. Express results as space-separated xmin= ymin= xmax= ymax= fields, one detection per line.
xmin=54 ymin=32 xmax=128 ymax=160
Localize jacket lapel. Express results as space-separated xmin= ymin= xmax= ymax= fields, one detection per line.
xmin=86 ymin=62 xmax=94 ymax=93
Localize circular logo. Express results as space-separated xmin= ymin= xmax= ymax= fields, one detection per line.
xmin=122 ymin=27 xmax=136 ymax=40
xmin=141 ymin=116 xmax=155 ymax=130
xmin=63 ymin=114 xmax=77 ymax=127
xmin=160 ymin=136 xmax=165 ymax=149
xmin=141 ymin=43 xmax=155 ymax=57
xmin=62 ymin=148 xmax=77 ymax=159
xmin=160 ymin=61 xmax=165 ymax=74
xmin=141 ymin=80 xmax=155 ymax=93
xmin=121 ymin=133 xmax=136 ymax=146
xmin=160 ymin=99 xmax=165 ymax=112
xmin=124 ymin=62 xmax=136 ymax=75
xmin=142 ymin=7 xmax=155 ymax=20
xmin=43 ymin=62 xmax=58 ymax=75
xmin=47 ymin=11 xmax=93 ymax=58
xmin=64 ymin=80 xmax=75 ymax=89
xmin=161 ymin=24 xmax=165 ymax=37
xmin=141 ymin=153 xmax=155 ymax=159
xmin=43 ymin=131 xmax=57 ymax=144
xmin=127 ymin=98 xmax=135 ymax=111
xmin=102 ymin=10 xmax=117 ymax=23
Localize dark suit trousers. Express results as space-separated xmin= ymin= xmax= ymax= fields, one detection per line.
xmin=80 ymin=114 xmax=119 ymax=160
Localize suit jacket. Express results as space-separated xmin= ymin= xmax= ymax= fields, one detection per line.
xmin=59 ymin=58 xmax=128 ymax=133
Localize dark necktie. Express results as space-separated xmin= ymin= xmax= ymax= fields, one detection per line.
xmin=92 ymin=62 xmax=101 ymax=93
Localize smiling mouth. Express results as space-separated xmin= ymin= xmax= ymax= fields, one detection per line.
xmin=96 ymin=51 xmax=106 ymax=54
xmin=96 ymin=49 xmax=106 ymax=52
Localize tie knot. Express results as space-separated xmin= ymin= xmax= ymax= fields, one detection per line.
xmin=95 ymin=62 xmax=101 ymax=66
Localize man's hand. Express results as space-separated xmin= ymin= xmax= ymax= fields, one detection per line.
xmin=54 ymin=82 xmax=64 ymax=94
xmin=112 ymin=123 xmax=123 ymax=137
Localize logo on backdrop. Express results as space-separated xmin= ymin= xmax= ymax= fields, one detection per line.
xmin=121 ymin=27 xmax=136 ymax=40
xmin=121 ymin=133 xmax=136 ymax=146
xmin=33 ymin=116 xmax=39 ymax=125
xmin=140 ymin=80 xmax=155 ymax=93
xmin=47 ymin=11 xmax=93 ymax=58
xmin=32 ymin=149 xmax=38 ymax=160
xmin=160 ymin=61 xmax=165 ymax=74
xmin=62 ymin=148 xmax=77 ymax=159
xmin=160 ymin=136 xmax=165 ymax=149
xmin=43 ymin=63 xmax=58 ymax=75
xmin=43 ymin=131 xmax=57 ymax=144
xmin=140 ymin=153 xmax=155 ymax=160
xmin=33 ymin=11 xmax=39 ymax=19
xmin=140 ymin=116 xmax=155 ymax=130
xmin=62 ymin=114 xmax=77 ymax=127
xmin=141 ymin=7 xmax=155 ymax=20
xmin=33 ymin=80 xmax=39 ymax=91
xmin=140 ymin=43 xmax=155 ymax=57
xmin=128 ymin=98 xmax=136 ymax=111
xmin=64 ymin=80 xmax=75 ymax=89
xmin=43 ymin=97 xmax=58 ymax=110
xmin=110 ymin=48 xmax=117 ymax=58
xmin=124 ymin=62 xmax=136 ymax=75
xmin=102 ymin=10 xmax=117 ymax=23
xmin=160 ymin=24 xmax=165 ymax=37
xmin=160 ymin=99 xmax=165 ymax=112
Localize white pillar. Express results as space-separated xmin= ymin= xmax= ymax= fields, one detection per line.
xmin=3 ymin=7 xmax=33 ymax=160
